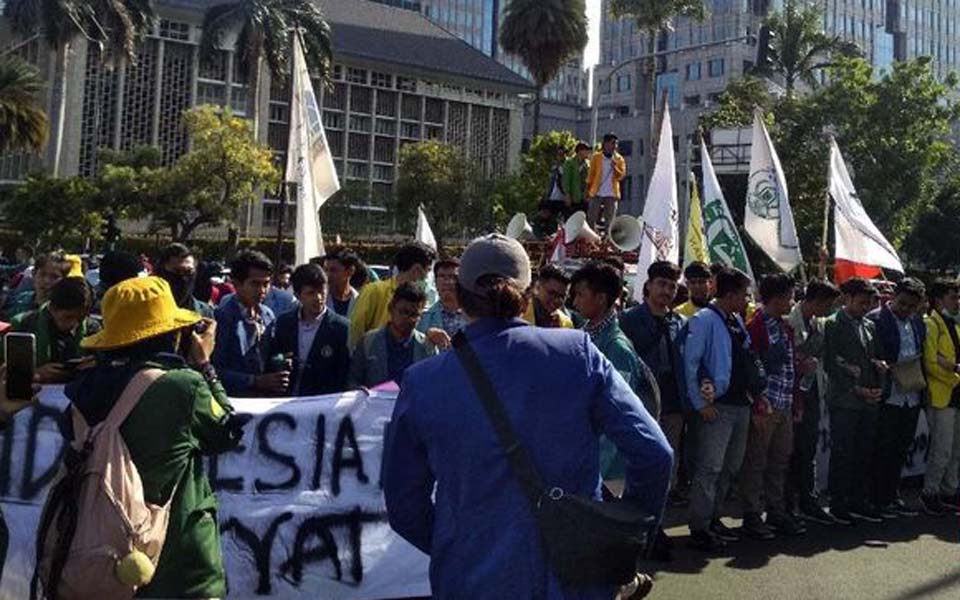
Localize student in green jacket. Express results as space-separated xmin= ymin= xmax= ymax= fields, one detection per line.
xmin=62 ymin=276 xmax=246 ymax=598
xmin=562 ymin=141 xmax=592 ymax=217
xmin=573 ymin=261 xmax=661 ymax=484
xmin=822 ymin=277 xmax=888 ymax=525
xmin=3 ymin=277 xmax=99 ymax=384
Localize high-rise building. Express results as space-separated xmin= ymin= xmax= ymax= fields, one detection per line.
xmin=594 ymin=0 xmax=960 ymax=216
xmin=0 ymin=0 xmax=531 ymax=239
xmin=370 ymin=0 xmax=589 ymax=127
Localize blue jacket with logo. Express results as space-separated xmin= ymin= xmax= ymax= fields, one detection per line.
xmin=270 ymin=308 xmax=350 ymax=396
xmin=383 ymin=318 xmax=672 ymax=599
xmin=211 ymin=295 xmax=277 ymax=396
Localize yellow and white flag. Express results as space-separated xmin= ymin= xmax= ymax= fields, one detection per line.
xmin=684 ymin=175 xmax=709 ymax=267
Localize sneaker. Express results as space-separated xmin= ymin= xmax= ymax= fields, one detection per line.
xmin=848 ymin=505 xmax=884 ymax=523
xmin=799 ymin=502 xmax=835 ymax=525
xmin=710 ymin=518 xmax=741 ymax=542
xmin=767 ymin=512 xmax=805 ymax=536
xmin=890 ymin=499 xmax=919 ymax=518
xmin=920 ymin=493 xmax=946 ymax=516
xmin=829 ymin=507 xmax=856 ymax=526
xmin=741 ymin=513 xmax=775 ymax=540
xmin=689 ymin=529 xmax=727 ymax=552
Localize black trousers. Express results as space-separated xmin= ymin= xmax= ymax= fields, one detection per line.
xmin=789 ymin=387 xmax=821 ymax=506
xmin=829 ymin=406 xmax=879 ymax=510
xmin=870 ymin=403 xmax=921 ymax=507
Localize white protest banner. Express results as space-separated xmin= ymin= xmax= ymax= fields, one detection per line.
xmin=0 ymin=388 xmax=431 ymax=600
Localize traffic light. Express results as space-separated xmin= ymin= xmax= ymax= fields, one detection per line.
xmin=755 ymin=25 xmax=777 ymax=73
xmin=101 ymin=214 xmax=121 ymax=250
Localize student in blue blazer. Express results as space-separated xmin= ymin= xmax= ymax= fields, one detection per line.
xmin=271 ymin=263 xmax=351 ymax=396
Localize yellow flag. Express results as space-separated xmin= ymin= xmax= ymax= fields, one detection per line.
xmin=684 ymin=176 xmax=709 ymax=267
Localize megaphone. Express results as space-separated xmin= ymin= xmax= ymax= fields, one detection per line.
xmin=564 ymin=211 xmax=601 ymax=245
xmin=506 ymin=213 xmax=534 ymax=240
xmin=609 ymin=215 xmax=643 ymax=251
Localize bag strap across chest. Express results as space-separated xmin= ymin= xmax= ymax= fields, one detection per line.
xmin=71 ymin=369 xmax=166 ymax=447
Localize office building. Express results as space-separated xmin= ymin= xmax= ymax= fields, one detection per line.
xmin=0 ymin=0 xmax=531 ymax=238
xmin=594 ymin=0 xmax=960 ymax=216
xmin=370 ymin=0 xmax=589 ymax=135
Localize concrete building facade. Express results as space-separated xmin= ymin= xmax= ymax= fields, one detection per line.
xmin=594 ymin=0 xmax=960 ymax=217
xmin=0 ymin=0 xmax=531 ymax=239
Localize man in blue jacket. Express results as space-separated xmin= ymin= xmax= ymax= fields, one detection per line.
xmin=384 ymin=234 xmax=671 ymax=599
xmin=271 ymin=264 xmax=350 ymax=396
xmin=212 ymin=251 xmax=287 ymax=397
xmin=866 ymin=277 xmax=926 ymax=517
xmin=621 ymin=261 xmax=687 ymax=495
xmin=684 ymin=267 xmax=766 ymax=552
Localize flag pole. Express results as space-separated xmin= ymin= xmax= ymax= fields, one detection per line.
xmin=276 ymin=28 xmax=299 ymax=269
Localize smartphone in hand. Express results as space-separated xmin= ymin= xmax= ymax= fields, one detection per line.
xmin=5 ymin=333 xmax=35 ymax=401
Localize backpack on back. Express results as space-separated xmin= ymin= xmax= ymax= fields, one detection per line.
xmin=32 ymin=368 xmax=174 ymax=600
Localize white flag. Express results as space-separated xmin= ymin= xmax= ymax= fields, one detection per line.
xmin=700 ymin=141 xmax=755 ymax=281
xmin=287 ymin=31 xmax=339 ymax=265
xmin=829 ymin=138 xmax=903 ymax=272
xmin=745 ymin=111 xmax=802 ymax=272
xmin=415 ymin=205 xmax=437 ymax=251
xmin=634 ymin=102 xmax=679 ymax=300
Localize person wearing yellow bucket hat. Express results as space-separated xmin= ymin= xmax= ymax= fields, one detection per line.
xmin=60 ymin=276 xmax=246 ymax=598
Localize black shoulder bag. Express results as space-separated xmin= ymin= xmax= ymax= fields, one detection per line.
xmin=452 ymin=333 xmax=657 ymax=587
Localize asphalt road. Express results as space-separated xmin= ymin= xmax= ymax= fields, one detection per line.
xmin=650 ymin=494 xmax=960 ymax=600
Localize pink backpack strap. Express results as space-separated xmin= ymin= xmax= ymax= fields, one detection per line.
xmin=103 ymin=368 xmax=166 ymax=430
xmin=71 ymin=405 xmax=91 ymax=449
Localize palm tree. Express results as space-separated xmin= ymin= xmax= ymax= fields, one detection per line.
xmin=0 ymin=56 xmax=49 ymax=154
xmin=3 ymin=0 xmax=154 ymax=175
xmin=760 ymin=0 xmax=861 ymax=96
xmin=609 ymin=0 xmax=705 ymax=186
xmin=499 ymin=0 xmax=589 ymax=138
xmin=199 ymin=0 xmax=333 ymax=139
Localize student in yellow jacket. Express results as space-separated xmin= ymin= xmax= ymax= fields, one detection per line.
xmin=921 ymin=279 xmax=960 ymax=514
xmin=349 ymin=243 xmax=435 ymax=348
xmin=585 ymin=133 xmax=627 ymax=230
xmin=521 ymin=264 xmax=574 ymax=328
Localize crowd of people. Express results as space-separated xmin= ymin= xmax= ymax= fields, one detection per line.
xmin=0 ymin=231 xmax=958 ymax=599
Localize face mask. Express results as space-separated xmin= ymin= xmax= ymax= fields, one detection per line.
xmin=159 ymin=269 xmax=197 ymax=308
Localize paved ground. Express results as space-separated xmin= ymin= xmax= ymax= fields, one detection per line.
xmin=649 ymin=494 xmax=960 ymax=600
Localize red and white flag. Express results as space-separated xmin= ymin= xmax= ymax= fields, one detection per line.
xmin=829 ymin=138 xmax=902 ymax=283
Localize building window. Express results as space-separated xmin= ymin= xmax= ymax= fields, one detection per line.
xmin=616 ymin=74 xmax=632 ymax=92
xmin=396 ymin=76 xmax=417 ymax=92
xmin=347 ymin=67 xmax=368 ymax=84
xmin=159 ymin=19 xmax=190 ymax=41
xmin=622 ymin=176 xmax=633 ymax=203
xmin=685 ymin=62 xmax=701 ymax=80
xmin=197 ymin=82 xmax=226 ymax=106
xmin=323 ymin=111 xmax=344 ymax=130
xmin=401 ymin=122 xmax=421 ymax=138
xmin=332 ymin=65 xmax=344 ymax=81
xmin=371 ymin=71 xmax=392 ymax=88
xmin=347 ymin=162 xmax=369 ymax=178
xmin=618 ymin=140 xmax=633 ymax=156
xmin=708 ymin=57 xmax=725 ymax=77
xmin=684 ymin=94 xmax=701 ymax=107
xmin=348 ymin=115 xmax=371 ymax=133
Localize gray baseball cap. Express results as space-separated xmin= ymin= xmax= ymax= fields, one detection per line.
xmin=458 ymin=234 xmax=532 ymax=294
